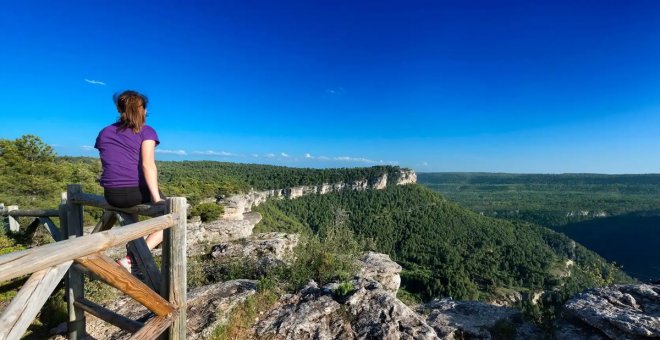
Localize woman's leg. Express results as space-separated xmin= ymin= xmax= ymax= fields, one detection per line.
xmin=145 ymin=230 xmax=163 ymax=250
xmin=139 ymin=186 xmax=166 ymax=250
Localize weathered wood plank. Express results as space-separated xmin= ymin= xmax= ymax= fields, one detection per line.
xmin=70 ymin=192 xmax=166 ymax=217
xmin=0 ymin=261 xmax=72 ymax=340
xmin=1 ymin=209 xmax=60 ymax=218
xmin=162 ymin=197 xmax=187 ymax=340
xmin=118 ymin=213 xmax=163 ymax=294
xmin=39 ymin=217 xmax=63 ymax=241
xmin=74 ymin=298 xmax=143 ymax=333
xmin=0 ymin=213 xmax=176 ymax=282
xmin=75 ymin=253 xmax=175 ymax=316
xmin=6 ymin=205 xmax=19 ymax=232
xmin=66 ymin=185 xmax=86 ymax=340
xmin=92 ymin=211 xmax=118 ymax=233
xmin=130 ymin=314 xmax=173 ymax=340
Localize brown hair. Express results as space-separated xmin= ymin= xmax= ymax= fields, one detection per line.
xmin=113 ymin=90 xmax=148 ymax=133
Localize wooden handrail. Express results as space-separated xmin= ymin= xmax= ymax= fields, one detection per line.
xmin=0 ymin=187 xmax=188 ymax=339
xmin=0 ymin=213 xmax=178 ymax=282
xmin=0 ymin=209 xmax=59 ymax=217
xmin=70 ymin=192 xmax=167 ymax=217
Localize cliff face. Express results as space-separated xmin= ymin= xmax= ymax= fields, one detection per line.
xmin=219 ymin=169 xmax=417 ymax=220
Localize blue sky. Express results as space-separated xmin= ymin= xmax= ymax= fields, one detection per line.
xmin=1 ymin=1 xmax=659 ymax=173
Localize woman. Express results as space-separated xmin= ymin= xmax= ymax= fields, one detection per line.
xmin=94 ymin=90 xmax=164 ymax=272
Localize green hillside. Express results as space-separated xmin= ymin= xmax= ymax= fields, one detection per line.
xmin=253 ymin=184 xmax=633 ymax=303
xmin=418 ymin=172 xmax=660 ymax=226
xmin=418 ymin=172 xmax=660 ymax=281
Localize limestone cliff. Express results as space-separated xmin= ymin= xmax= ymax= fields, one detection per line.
xmin=219 ymin=169 xmax=417 ymax=220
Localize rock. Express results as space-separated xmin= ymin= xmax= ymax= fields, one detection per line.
xmin=186 ymin=280 xmax=257 ymax=339
xmin=370 ymin=174 xmax=388 ymax=190
xmin=84 ymin=280 xmax=257 ymax=340
xmin=210 ymin=232 xmax=299 ymax=272
xmin=185 ymin=212 xmax=262 ymax=254
xmin=418 ymin=299 xmax=541 ymax=339
xmin=559 ymin=284 xmax=660 ymax=339
xmin=254 ymin=279 xmax=437 ymax=340
xmin=395 ymin=169 xmax=417 ymax=185
xmin=488 ymin=289 xmax=523 ymax=307
xmin=346 ymin=279 xmax=438 ymax=339
xmin=356 ymin=252 xmax=402 ymax=295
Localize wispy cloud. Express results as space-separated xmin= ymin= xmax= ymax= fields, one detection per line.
xmin=80 ymin=145 xmax=94 ymax=151
xmin=84 ymin=79 xmax=106 ymax=86
xmin=305 ymin=153 xmax=313 ymax=159
xmin=265 ymin=153 xmax=276 ymax=158
xmin=193 ymin=150 xmax=234 ymax=156
xmin=281 ymin=152 xmax=290 ymax=158
xmin=252 ymin=154 xmax=260 ymax=158
xmin=325 ymin=87 xmax=345 ymax=95
xmin=157 ymin=149 xmax=187 ymax=156
xmin=317 ymin=156 xmax=330 ymax=160
xmin=334 ymin=156 xmax=378 ymax=164
xmin=421 ymin=161 xmax=429 ymax=167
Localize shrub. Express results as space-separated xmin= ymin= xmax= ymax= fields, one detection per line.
xmin=191 ymin=203 xmax=223 ymax=222
xmin=287 ymin=223 xmax=363 ymax=289
xmin=334 ymin=281 xmax=355 ymax=297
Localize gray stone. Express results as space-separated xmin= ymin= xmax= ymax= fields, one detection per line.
xmin=560 ymin=284 xmax=660 ymax=339
xmin=418 ymin=299 xmax=542 ymax=340
xmin=210 ymin=232 xmax=299 ymax=272
xmin=185 ymin=212 xmax=262 ymax=254
xmin=356 ymin=252 xmax=402 ymax=295
xmin=254 ymin=279 xmax=437 ymax=340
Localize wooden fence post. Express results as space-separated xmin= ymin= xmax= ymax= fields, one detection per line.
xmin=162 ymin=197 xmax=187 ymax=339
xmin=7 ymin=205 xmax=19 ymax=232
xmin=64 ymin=186 xmax=86 ymax=339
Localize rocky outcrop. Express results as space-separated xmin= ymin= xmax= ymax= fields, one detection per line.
xmin=185 ymin=212 xmax=262 ymax=254
xmin=82 ymin=280 xmax=256 ymax=340
xmin=356 ymin=252 xmax=401 ymax=295
xmin=418 ymin=299 xmax=541 ymax=339
xmin=253 ymin=279 xmax=438 ymax=340
xmin=211 ymin=232 xmax=299 ymax=272
xmin=557 ymin=284 xmax=660 ymax=339
xmin=395 ymin=169 xmax=417 ymax=185
xmin=220 ymin=169 xmax=417 ymax=219
xmin=186 ymin=280 xmax=257 ymax=339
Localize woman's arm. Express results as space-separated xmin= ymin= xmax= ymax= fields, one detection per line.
xmin=141 ymin=140 xmax=162 ymax=203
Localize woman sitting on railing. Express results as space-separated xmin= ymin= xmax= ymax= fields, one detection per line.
xmin=94 ymin=90 xmax=165 ymax=272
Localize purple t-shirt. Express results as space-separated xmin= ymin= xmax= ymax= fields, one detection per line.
xmin=94 ymin=122 xmax=160 ymax=188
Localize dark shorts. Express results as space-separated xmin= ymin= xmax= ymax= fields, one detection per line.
xmin=104 ymin=186 xmax=165 ymax=208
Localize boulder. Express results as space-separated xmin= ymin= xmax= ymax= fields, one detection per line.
xmin=210 ymin=232 xmax=299 ymax=272
xmin=559 ymin=284 xmax=660 ymax=339
xmin=356 ymin=252 xmax=402 ymax=295
xmin=185 ymin=212 xmax=262 ymax=254
xmin=253 ymin=279 xmax=437 ymax=340
xmin=418 ymin=299 xmax=541 ymax=339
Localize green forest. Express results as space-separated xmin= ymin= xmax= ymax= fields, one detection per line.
xmin=252 ymin=185 xmax=633 ymax=306
xmin=418 ymin=172 xmax=660 ymax=281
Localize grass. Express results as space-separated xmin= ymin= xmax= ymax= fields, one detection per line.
xmin=211 ymin=284 xmax=280 ymax=340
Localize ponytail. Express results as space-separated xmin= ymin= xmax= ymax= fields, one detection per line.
xmin=114 ymin=90 xmax=148 ymax=133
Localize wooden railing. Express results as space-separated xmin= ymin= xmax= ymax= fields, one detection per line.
xmin=0 ymin=184 xmax=187 ymax=340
